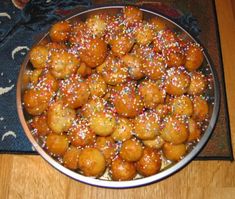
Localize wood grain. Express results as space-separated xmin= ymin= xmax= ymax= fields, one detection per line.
xmin=0 ymin=0 xmax=235 ymax=198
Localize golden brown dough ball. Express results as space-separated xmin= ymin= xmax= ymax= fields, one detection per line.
xmin=121 ymin=54 xmax=144 ymax=80
xmin=135 ymin=22 xmax=154 ymax=45
xmin=77 ymin=62 xmax=92 ymax=77
xmin=188 ymin=71 xmax=207 ymax=95
xmin=37 ymin=71 xmax=59 ymax=92
xmin=60 ymin=75 xmax=90 ymax=109
xmin=63 ymin=147 xmax=81 ymax=170
xmin=78 ymin=148 xmax=106 ymax=177
xmin=29 ymin=45 xmax=49 ymax=69
xmin=188 ymin=118 xmax=201 ymax=142
xmin=95 ymin=136 xmax=117 ymax=165
xmin=81 ymin=97 xmax=106 ymax=118
xmin=49 ymin=21 xmax=70 ymax=42
xmin=164 ymin=46 xmax=186 ymax=68
xmin=31 ymin=115 xmax=52 ymax=136
xmin=49 ymin=50 xmax=79 ymax=79
xmin=163 ymin=142 xmax=187 ymax=162
xmin=113 ymin=84 xmax=144 ymax=118
xmin=153 ymin=30 xmax=178 ymax=53
xmin=68 ymin=119 xmax=96 ymax=148
xmin=110 ymin=34 xmax=135 ymax=57
xmin=143 ymin=136 xmax=165 ymax=149
xmin=160 ymin=116 xmax=189 ymax=144
xmin=185 ymin=44 xmax=204 ymax=71
xmin=192 ymin=96 xmax=209 ymax=122
xmin=29 ymin=69 xmax=43 ymax=85
xmin=87 ymin=73 xmax=107 ymax=97
xmin=101 ymin=55 xmax=128 ymax=85
xmin=123 ymin=6 xmax=143 ymax=25
xmin=111 ymin=156 xmax=137 ymax=181
xmin=69 ymin=21 xmax=88 ymax=45
xmin=46 ymin=42 xmax=67 ymax=52
xmin=155 ymin=104 xmax=170 ymax=120
xmin=134 ymin=111 xmax=160 ymax=140
xmin=23 ymin=88 xmax=52 ymax=116
xmin=138 ymin=80 xmax=165 ymax=109
xmin=47 ymin=101 xmax=76 ymax=134
xmin=111 ymin=118 xmax=133 ymax=142
xmin=86 ymin=14 xmax=107 ymax=37
xmin=120 ymin=139 xmax=143 ymax=162
xmin=142 ymin=54 xmax=166 ymax=80
xmin=136 ymin=147 xmax=162 ymax=177
xmin=80 ymin=38 xmax=107 ymax=68
xmin=89 ymin=111 xmax=116 ymax=136
xmin=171 ymin=95 xmax=193 ymax=116
xmin=46 ymin=134 xmax=69 ymax=156
xmin=132 ymin=44 xmax=153 ymax=60
xmin=165 ymin=67 xmax=191 ymax=95
xmin=149 ymin=17 xmax=167 ymax=32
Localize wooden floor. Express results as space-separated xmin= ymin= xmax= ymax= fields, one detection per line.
xmin=1 ymin=0 xmax=235 ymax=198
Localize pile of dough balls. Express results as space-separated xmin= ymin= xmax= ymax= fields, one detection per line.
xmin=23 ymin=6 xmax=210 ymax=181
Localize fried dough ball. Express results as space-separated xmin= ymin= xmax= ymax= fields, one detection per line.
xmin=136 ymin=147 xmax=162 ymax=177
xmin=171 ymin=95 xmax=193 ymax=116
xmin=37 ymin=71 xmax=59 ymax=92
xmin=142 ymin=54 xmax=166 ymax=80
xmin=120 ymin=139 xmax=143 ymax=162
xmin=46 ymin=42 xmax=67 ymax=52
xmin=77 ymin=62 xmax=92 ymax=77
xmin=89 ymin=111 xmax=116 ymax=136
xmin=49 ymin=21 xmax=70 ymax=42
xmin=78 ymin=147 xmax=106 ymax=177
xmin=135 ymin=22 xmax=154 ymax=45
xmin=111 ymin=156 xmax=137 ymax=181
xmin=29 ymin=69 xmax=43 ymax=85
xmin=188 ymin=118 xmax=201 ymax=142
xmin=110 ymin=34 xmax=135 ymax=57
xmin=101 ymin=55 xmax=128 ymax=85
xmin=188 ymin=71 xmax=207 ymax=95
xmin=143 ymin=136 xmax=165 ymax=149
xmin=155 ymin=104 xmax=170 ymax=119
xmin=46 ymin=134 xmax=69 ymax=156
xmin=134 ymin=111 xmax=160 ymax=140
xmin=185 ymin=44 xmax=204 ymax=71
xmin=63 ymin=147 xmax=81 ymax=170
xmin=95 ymin=136 xmax=117 ymax=165
xmin=160 ymin=116 xmax=189 ymax=144
xmin=153 ymin=30 xmax=178 ymax=53
xmin=113 ymin=84 xmax=144 ymax=118
xmin=80 ymin=38 xmax=107 ymax=68
xmin=81 ymin=97 xmax=106 ymax=118
xmin=69 ymin=21 xmax=88 ymax=45
xmin=47 ymin=101 xmax=76 ymax=134
xmin=123 ymin=6 xmax=143 ymax=25
xmin=165 ymin=67 xmax=191 ymax=95
xmin=121 ymin=54 xmax=144 ymax=80
xmin=29 ymin=45 xmax=49 ymax=69
xmin=111 ymin=118 xmax=133 ymax=142
xmin=192 ymin=96 xmax=209 ymax=122
xmin=86 ymin=14 xmax=107 ymax=37
xmin=149 ymin=17 xmax=167 ymax=32
xmin=163 ymin=142 xmax=187 ymax=162
xmin=87 ymin=74 xmax=107 ymax=97
xmin=68 ymin=119 xmax=96 ymax=148
xmin=23 ymin=88 xmax=52 ymax=115
xmin=31 ymin=114 xmax=52 ymax=136
xmin=50 ymin=51 xmax=79 ymax=79
xmin=138 ymin=80 xmax=165 ymax=109
xmin=164 ymin=46 xmax=186 ymax=68
xmin=60 ymin=75 xmax=90 ymax=109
